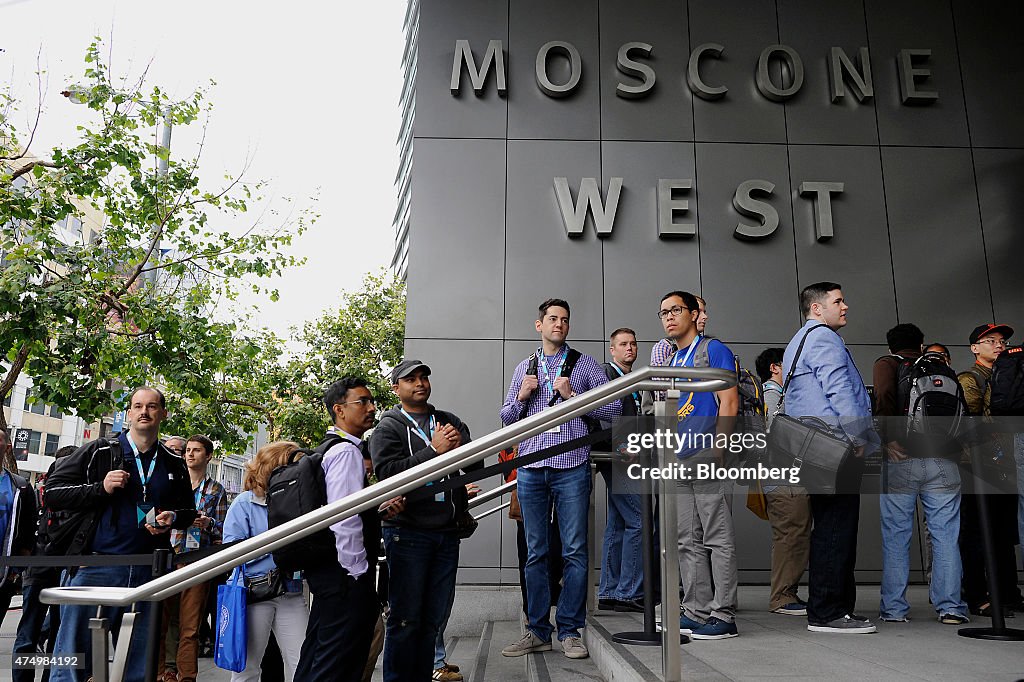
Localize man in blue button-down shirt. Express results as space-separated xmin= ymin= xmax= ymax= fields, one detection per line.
xmin=782 ymin=282 xmax=879 ymax=635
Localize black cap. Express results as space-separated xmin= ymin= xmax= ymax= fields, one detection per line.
xmin=390 ymin=359 xmax=431 ymax=384
xmin=969 ymin=323 xmax=1014 ymax=345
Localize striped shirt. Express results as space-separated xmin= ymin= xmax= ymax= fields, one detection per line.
xmin=501 ymin=346 xmax=621 ymax=469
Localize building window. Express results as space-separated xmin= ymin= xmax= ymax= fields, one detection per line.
xmin=28 ymin=430 xmax=41 ymax=455
xmin=48 ymin=404 xmax=62 ymax=419
xmin=44 ymin=433 xmax=58 ymax=457
xmin=28 ymin=398 xmax=46 ymax=415
xmin=3 ymin=392 xmax=9 ymax=407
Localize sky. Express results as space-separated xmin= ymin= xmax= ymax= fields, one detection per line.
xmin=0 ymin=0 xmax=406 ymax=338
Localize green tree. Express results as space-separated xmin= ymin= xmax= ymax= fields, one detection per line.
xmin=0 ymin=40 xmax=310 ymax=471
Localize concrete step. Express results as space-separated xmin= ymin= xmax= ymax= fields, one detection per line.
xmin=525 ymin=630 xmax=607 ymax=682
xmin=469 ymin=619 xmax=531 ymax=682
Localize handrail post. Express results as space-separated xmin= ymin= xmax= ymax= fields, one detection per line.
xmin=144 ymin=549 xmax=172 ymax=681
xmin=89 ymin=616 xmax=110 ymax=682
xmin=587 ymin=461 xmax=597 ymax=615
xmin=657 ymin=395 xmax=683 ymax=682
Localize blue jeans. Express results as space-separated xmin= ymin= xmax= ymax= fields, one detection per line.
xmin=382 ymin=527 xmax=459 ymax=682
xmin=14 ymin=575 xmax=61 ymax=682
xmin=50 ymin=564 xmax=153 ymax=682
xmin=598 ymin=485 xmax=643 ymax=602
xmin=433 ymin=563 xmax=459 ymax=670
xmin=517 ymin=464 xmax=591 ymax=642
xmin=880 ymin=458 xmax=966 ymax=618
xmin=1015 ymin=434 xmax=1024 ymax=549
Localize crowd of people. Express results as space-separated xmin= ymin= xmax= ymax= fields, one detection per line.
xmin=0 ymin=281 xmax=1021 ymax=680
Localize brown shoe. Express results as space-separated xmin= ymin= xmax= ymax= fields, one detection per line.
xmin=432 ymin=664 xmax=464 ymax=681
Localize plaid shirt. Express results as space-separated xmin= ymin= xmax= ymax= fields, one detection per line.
xmin=170 ymin=476 xmax=227 ymax=554
xmin=501 ymin=346 xmax=620 ymax=469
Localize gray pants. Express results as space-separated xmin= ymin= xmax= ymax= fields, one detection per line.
xmin=676 ymin=477 xmax=738 ymax=623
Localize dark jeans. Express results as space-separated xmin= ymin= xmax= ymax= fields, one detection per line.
xmin=14 ymin=576 xmax=60 ymax=682
xmin=807 ymin=457 xmax=864 ymax=625
xmin=297 ymin=562 xmax=377 ymax=682
xmin=381 ymin=527 xmax=459 ymax=682
xmin=515 ymin=518 xmax=562 ymax=617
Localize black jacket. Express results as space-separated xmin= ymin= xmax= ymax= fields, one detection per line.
xmin=370 ymin=407 xmax=482 ymax=531
xmin=1 ymin=470 xmax=37 ymax=583
xmin=45 ymin=436 xmax=197 ymax=556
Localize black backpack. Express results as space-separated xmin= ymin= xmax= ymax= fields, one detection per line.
xmin=990 ymin=346 xmax=1024 ymax=416
xmin=891 ymin=352 xmax=965 ymax=438
xmin=267 ymin=434 xmax=350 ymax=573
xmin=43 ymin=438 xmax=122 ymax=556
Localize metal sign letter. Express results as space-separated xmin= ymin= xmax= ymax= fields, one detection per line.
xmin=553 ymin=177 xmax=623 ymax=238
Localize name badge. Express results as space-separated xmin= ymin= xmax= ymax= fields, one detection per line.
xmin=185 ymin=527 xmax=201 ymax=550
xmin=545 ymin=425 xmax=561 ymax=434
xmin=138 ymin=504 xmax=156 ymax=527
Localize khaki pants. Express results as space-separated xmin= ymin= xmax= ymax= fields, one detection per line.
xmin=158 ymin=582 xmax=210 ymax=682
xmin=765 ymin=486 xmax=811 ymax=610
xmin=676 ymin=478 xmax=738 ymax=623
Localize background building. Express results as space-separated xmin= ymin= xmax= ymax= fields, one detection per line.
xmin=397 ymin=0 xmax=1024 ymax=584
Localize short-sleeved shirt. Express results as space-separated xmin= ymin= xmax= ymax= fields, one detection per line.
xmin=672 ymin=337 xmax=735 ymax=458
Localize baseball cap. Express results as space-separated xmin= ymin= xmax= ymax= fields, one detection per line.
xmin=968 ymin=323 xmax=1014 ymax=345
xmin=390 ymin=359 xmax=431 ymax=384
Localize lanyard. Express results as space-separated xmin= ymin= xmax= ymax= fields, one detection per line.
xmin=610 ymin=363 xmax=641 ymax=411
xmin=126 ymin=434 xmax=158 ymax=503
xmin=670 ymin=336 xmax=701 ymax=369
xmin=400 ymin=409 xmax=436 ymax=445
xmin=194 ymin=477 xmax=212 ymax=510
xmin=537 ymin=345 xmax=569 ymax=396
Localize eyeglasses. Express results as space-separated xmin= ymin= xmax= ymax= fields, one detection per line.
xmin=344 ymin=397 xmax=377 ymax=407
xmin=657 ymin=305 xmax=690 ymax=320
xmin=975 ymin=338 xmax=1006 ymax=347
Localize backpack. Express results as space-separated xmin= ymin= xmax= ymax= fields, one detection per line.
xmin=893 ymin=352 xmax=965 ymax=439
xmin=267 ymin=433 xmax=350 ymax=573
xmin=990 ymin=346 xmax=1024 ymax=416
xmin=687 ymin=338 xmax=767 ymax=461
xmin=526 ymin=347 xmax=582 ymax=410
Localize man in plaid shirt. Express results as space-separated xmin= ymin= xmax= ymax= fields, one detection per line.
xmin=158 ymin=435 xmax=227 ymax=682
xmin=499 ymin=298 xmax=620 ymax=661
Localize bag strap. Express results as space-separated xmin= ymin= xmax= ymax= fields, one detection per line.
xmin=778 ymin=324 xmax=830 ymax=410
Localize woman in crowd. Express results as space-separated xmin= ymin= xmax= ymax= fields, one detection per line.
xmin=223 ymin=441 xmax=310 ymax=682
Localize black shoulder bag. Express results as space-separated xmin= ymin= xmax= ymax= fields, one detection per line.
xmin=766 ymin=324 xmax=854 ymax=495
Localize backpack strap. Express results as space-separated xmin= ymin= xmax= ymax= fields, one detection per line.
xmin=561 ymin=348 xmax=581 ymax=378
xmin=106 ymin=437 xmax=124 ymax=470
xmin=526 ymin=353 xmax=539 ymax=377
xmin=778 ymin=324 xmax=830 ymax=412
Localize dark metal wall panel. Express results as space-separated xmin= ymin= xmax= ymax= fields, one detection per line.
xmin=503 ymin=140 xmax=606 ymax=342
xmin=973 ymin=148 xmax=1024 ymax=325
xmin=788 ymin=145 xmax=896 ymax=346
xmin=881 ymin=147 xmax=988 ymax=343
xmin=601 ymin=142 xmax=701 ymax=343
xmin=952 ymin=2 xmax=1024 ymax=148
xmin=695 ymin=143 xmax=798 ymax=344
xmin=405 ymin=139 xmax=507 ymax=340
xmin=688 ymin=0 xmax=786 ymax=143
xmin=416 ymin=0 xmax=510 ymax=139
xmin=777 ymin=0 xmax=879 ymax=146
xmin=599 ymin=0 xmax=693 ymax=142
xmin=507 ymin=0 xmax=601 ymax=140
xmin=865 ymin=0 xmax=970 ymax=147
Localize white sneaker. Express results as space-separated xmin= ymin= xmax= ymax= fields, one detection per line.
xmin=561 ymin=636 xmax=589 ymax=659
xmin=501 ymin=631 xmax=552 ymax=657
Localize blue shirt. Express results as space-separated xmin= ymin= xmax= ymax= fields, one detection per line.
xmin=223 ymin=490 xmax=302 ymax=591
xmin=673 ymin=337 xmax=736 ymax=458
xmin=0 ymin=472 xmax=12 ymax=555
xmin=782 ymin=320 xmax=879 ymax=449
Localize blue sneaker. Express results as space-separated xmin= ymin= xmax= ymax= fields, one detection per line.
xmin=771 ymin=602 xmax=807 ymax=616
xmin=679 ymin=613 xmax=703 ymax=629
xmin=691 ymin=617 xmax=738 ymax=640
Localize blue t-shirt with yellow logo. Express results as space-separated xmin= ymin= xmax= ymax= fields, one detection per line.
xmin=672 ymin=337 xmax=735 ymax=458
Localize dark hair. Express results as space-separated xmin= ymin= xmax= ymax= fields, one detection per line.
xmin=0 ymin=428 xmax=8 ymax=446
xmin=886 ymin=323 xmax=924 ymax=353
xmin=186 ymin=434 xmax=215 ymax=457
xmin=129 ymin=386 xmax=166 ymax=409
xmin=924 ymin=342 xmax=951 ymax=358
xmin=538 ymin=298 xmax=570 ymax=320
xmin=755 ymin=348 xmax=786 ymax=383
xmin=660 ymin=290 xmax=700 ymax=314
xmin=609 ymin=327 xmax=636 ymax=342
xmin=323 ymin=377 xmax=369 ymax=423
xmin=54 ymin=445 xmax=77 ymax=460
xmin=799 ymin=282 xmax=842 ymax=317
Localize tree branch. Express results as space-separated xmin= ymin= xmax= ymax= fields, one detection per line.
xmin=219 ymin=398 xmax=275 ymax=434
xmin=10 ymin=159 xmax=57 ymax=180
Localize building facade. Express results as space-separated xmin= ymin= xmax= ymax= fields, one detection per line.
xmin=398 ymin=0 xmax=1023 ymax=583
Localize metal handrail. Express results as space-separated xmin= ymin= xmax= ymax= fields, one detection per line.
xmin=466 ymin=479 xmax=516 ymax=510
xmin=42 ymin=366 xmax=735 ymax=607
xmin=472 ymin=500 xmax=511 ymax=522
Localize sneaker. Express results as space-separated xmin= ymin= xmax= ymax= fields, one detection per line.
xmin=614 ymin=598 xmax=645 ymax=613
xmin=561 ymin=636 xmax=589 ymax=659
xmin=501 ymin=631 xmax=552 ymax=657
xmin=598 ymin=598 xmax=618 ymax=611
xmin=971 ymin=603 xmax=1015 ymax=618
xmin=879 ymin=615 xmax=909 ymax=623
xmin=679 ymin=613 xmax=704 ymax=632
xmin=432 ymin=664 xmax=464 ymax=682
xmin=690 ymin=617 xmax=739 ymax=640
xmin=771 ymin=602 xmax=807 ymax=616
xmin=939 ymin=613 xmax=970 ymax=625
xmin=807 ymin=614 xmax=877 ymax=634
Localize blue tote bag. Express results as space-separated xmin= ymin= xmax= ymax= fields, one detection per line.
xmin=214 ymin=567 xmax=248 ymax=672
